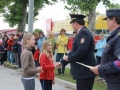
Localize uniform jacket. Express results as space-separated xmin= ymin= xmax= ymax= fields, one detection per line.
xmin=95 ymin=38 xmax=106 ymax=57
xmin=39 ymin=53 xmax=54 ymax=80
xmin=61 ymin=26 xmax=96 ymax=79
xmin=34 ymin=49 xmax=40 ymax=60
xmin=98 ymin=27 xmax=120 ymax=88
xmin=56 ymin=35 xmax=68 ymax=53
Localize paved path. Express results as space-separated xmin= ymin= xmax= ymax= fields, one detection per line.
xmin=0 ymin=66 xmax=74 ymax=90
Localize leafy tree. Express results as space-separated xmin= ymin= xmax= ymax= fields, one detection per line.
xmin=61 ymin=0 xmax=112 ymax=34
xmin=107 ymin=3 xmax=120 ymax=9
xmin=34 ymin=28 xmax=43 ymax=33
xmin=0 ymin=0 xmax=57 ymax=32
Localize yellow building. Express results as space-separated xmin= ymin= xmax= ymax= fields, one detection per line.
xmin=52 ymin=15 xmax=108 ymax=35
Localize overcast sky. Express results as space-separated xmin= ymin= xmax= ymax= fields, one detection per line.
xmin=0 ymin=0 xmax=119 ymax=34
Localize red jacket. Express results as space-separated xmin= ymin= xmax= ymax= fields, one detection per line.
xmin=7 ymin=38 xmax=14 ymax=51
xmin=39 ymin=53 xmax=54 ymax=80
xmin=67 ymin=38 xmax=74 ymax=51
xmin=34 ymin=49 xmax=40 ymax=60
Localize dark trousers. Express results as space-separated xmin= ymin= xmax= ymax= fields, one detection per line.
xmin=0 ymin=53 xmax=4 ymax=65
xmin=56 ymin=53 xmax=66 ymax=74
xmin=96 ymin=56 xmax=102 ymax=77
xmin=18 ymin=49 xmax=21 ymax=68
xmin=34 ymin=60 xmax=39 ymax=67
xmin=76 ymin=77 xmax=95 ymax=90
xmin=107 ymin=87 xmax=120 ymax=90
xmin=2 ymin=50 xmax=7 ymax=61
xmin=40 ymin=80 xmax=52 ymax=90
xmin=96 ymin=56 xmax=101 ymax=65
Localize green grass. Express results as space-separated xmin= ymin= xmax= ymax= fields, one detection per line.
xmin=55 ymin=68 xmax=107 ymax=90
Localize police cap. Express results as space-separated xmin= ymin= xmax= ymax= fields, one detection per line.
xmin=70 ymin=14 xmax=86 ymax=23
xmin=103 ymin=9 xmax=120 ymax=20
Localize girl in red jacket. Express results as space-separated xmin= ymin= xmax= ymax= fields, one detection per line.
xmin=39 ymin=40 xmax=55 ymax=90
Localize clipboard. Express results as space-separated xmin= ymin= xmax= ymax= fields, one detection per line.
xmin=75 ymin=62 xmax=94 ymax=69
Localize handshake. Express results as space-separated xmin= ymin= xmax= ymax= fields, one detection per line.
xmin=55 ymin=62 xmax=62 ymax=68
xmin=37 ymin=66 xmax=43 ymax=73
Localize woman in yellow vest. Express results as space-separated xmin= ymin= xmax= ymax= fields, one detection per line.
xmin=56 ymin=28 xmax=68 ymax=75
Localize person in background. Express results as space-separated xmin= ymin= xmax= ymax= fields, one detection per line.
xmin=12 ymin=34 xmax=19 ymax=66
xmin=17 ymin=31 xmax=23 ymax=68
xmin=34 ymin=32 xmax=39 ymax=45
xmin=7 ymin=34 xmax=14 ymax=64
xmin=39 ymin=40 xmax=55 ymax=90
xmin=34 ymin=45 xmax=40 ymax=67
xmin=2 ymin=32 xmax=8 ymax=62
xmin=95 ymin=32 xmax=106 ymax=81
xmin=21 ymin=33 xmax=42 ymax=90
xmin=47 ymin=31 xmax=55 ymax=55
xmin=67 ymin=31 xmax=77 ymax=51
xmin=37 ymin=31 xmax=46 ymax=51
xmin=91 ymin=9 xmax=120 ymax=90
xmin=0 ymin=35 xmax=4 ymax=65
xmin=56 ymin=28 xmax=68 ymax=75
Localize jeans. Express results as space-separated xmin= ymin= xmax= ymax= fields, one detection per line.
xmin=56 ymin=53 xmax=66 ymax=74
xmin=21 ymin=78 xmax=35 ymax=90
xmin=7 ymin=51 xmax=14 ymax=63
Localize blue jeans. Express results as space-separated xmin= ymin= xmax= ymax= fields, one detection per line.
xmin=56 ymin=53 xmax=66 ymax=74
xmin=7 ymin=51 xmax=14 ymax=63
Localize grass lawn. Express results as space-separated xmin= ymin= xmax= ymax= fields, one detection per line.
xmin=55 ymin=68 xmax=107 ymax=90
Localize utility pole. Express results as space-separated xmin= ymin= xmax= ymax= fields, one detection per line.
xmin=28 ymin=0 xmax=34 ymax=33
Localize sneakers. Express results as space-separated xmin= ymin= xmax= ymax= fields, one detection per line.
xmin=61 ymin=74 xmax=64 ymax=75
xmin=98 ymin=77 xmax=104 ymax=81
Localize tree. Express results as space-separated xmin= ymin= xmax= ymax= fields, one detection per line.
xmin=61 ymin=0 xmax=111 ymax=34
xmin=0 ymin=0 xmax=57 ymax=32
xmin=34 ymin=28 xmax=43 ymax=33
xmin=107 ymin=3 xmax=120 ymax=9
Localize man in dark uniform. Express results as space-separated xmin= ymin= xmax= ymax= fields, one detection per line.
xmin=56 ymin=14 xmax=96 ymax=90
xmin=91 ymin=9 xmax=120 ymax=90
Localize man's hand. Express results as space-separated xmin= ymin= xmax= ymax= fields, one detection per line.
xmin=63 ymin=56 xmax=68 ymax=61
xmin=90 ymin=65 xmax=100 ymax=75
xmin=55 ymin=62 xmax=62 ymax=68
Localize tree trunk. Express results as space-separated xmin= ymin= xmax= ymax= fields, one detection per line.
xmin=88 ymin=7 xmax=96 ymax=35
xmin=18 ymin=1 xmax=27 ymax=32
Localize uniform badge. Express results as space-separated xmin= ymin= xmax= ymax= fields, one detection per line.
xmin=80 ymin=38 xmax=85 ymax=44
xmin=118 ymin=32 xmax=120 ymax=36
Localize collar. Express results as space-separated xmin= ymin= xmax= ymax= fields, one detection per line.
xmin=24 ymin=46 xmax=32 ymax=51
xmin=110 ymin=27 xmax=120 ymax=37
xmin=77 ymin=26 xmax=84 ymax=33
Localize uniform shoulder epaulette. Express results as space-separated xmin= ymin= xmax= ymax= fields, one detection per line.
xmin=118 ymin=32 xmax=120 ymax=36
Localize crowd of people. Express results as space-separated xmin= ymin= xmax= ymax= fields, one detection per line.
xmin=0 ymin=8 xmax=120 ymax=90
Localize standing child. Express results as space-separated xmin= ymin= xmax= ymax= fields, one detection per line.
xmin=21 ymin=33 xmax=42 ymax=90
xmin=39 ymin=40 xmax=55 ymax=90
xmin=34 ymin=45 xmax=40 ymax=67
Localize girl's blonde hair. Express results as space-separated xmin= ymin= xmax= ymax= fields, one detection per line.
xmin=41 ymin=40 xmax=53 ymax=59
xmin=23 ymin=33 xmax=33 ymax=46
xmin=47 ymin=31 xmax=55 ymax=38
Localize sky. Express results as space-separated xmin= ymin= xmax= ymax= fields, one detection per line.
xmin=0 ymin=0 xmax=119 ymax=34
